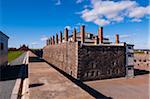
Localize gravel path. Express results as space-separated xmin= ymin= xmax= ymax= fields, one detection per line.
xmin=0 ymin=52 xmax=27 ymax=99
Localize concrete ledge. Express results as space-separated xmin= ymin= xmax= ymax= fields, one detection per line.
xmin=11 ymin=79 xmax=22 ymax=99
xmin=21 ymin=51 xmax=29 ymax=99
xmin=21 ymin=78 xmax=29 ymax=99
xmin=11 ymin=51 xmax=29 ymax=99
xmin=11 ymin=66 xmax=24 ymax=99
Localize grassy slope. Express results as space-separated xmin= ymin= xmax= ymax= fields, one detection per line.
xmin=134 ymin=51 xmax=144 ymax=54
xmin=8 ymin=51 xmax=23 ymax=62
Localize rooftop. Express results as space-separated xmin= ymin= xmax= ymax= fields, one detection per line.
xmin=0 ymin=31 xmax=9 ymax=39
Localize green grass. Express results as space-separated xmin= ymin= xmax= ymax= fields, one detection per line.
xmin=134 ymin=51 xmax=144 ymax=54
xmin=8 ymin=51 xmax=23 ymax=62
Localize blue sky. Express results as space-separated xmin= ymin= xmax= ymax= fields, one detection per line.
xmin=0 ymin=0 xmax=149 ymax=49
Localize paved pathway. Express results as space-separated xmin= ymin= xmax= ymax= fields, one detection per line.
xmin=85 ymin=74 xmax=149 ymax=99
xmin=28 ymin=52 xmax=94 ymax=99
xmin=0 ymin=52 xmax=27 ymax=99
xmin=28 ymin=51 xmax=149 ymax=99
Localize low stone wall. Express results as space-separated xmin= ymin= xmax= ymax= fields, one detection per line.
xmin=78 ymin=45 xmax=126 ymax=81
xmin=43 ymin=42 xmax=78 ymax=78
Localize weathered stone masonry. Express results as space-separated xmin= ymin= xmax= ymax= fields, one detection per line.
xmin=43 ymin=42 xmax=79 ymax=78
xmin=43 ymin=25 xmax=132 ymax=81
xmin=78 ymin=45 xmax=126 ymax=81
xmin=43 ymin=43 xmax=126 ymax=81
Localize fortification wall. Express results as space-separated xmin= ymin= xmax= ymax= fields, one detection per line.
xmin=43 ymin=42 xmax=78 ymax=78
xmin=42 ymin=25 xmax=131 ymax=81
xmin=78 ymin=45 xmax=126 ymax=81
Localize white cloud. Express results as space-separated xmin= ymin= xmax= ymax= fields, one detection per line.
xmin=41 ymin=35 xmax=48 ymax=41
xmin=55 ymin=0 xmax=61 ymax=5
xmin=83 ymin=5 xmax=91 ymax=9
xmin=76 ymin=23 xmax=82 ymax=26
xmin=119 ymin=34 xmax=130 ymax=38
xmin=76 ymin=0 xmax=84 ymax=4
xmin=105 ymin=35 xmax=111 ymax=38
xmin=128 ymin=6 xmax=150 ymax=18
xmin=76 ymin=22 xmax=87 ymax=26
xmin=131 ymin=18 xmax=142 ymax=22
xmin=31 ymin=42 xmax=39 ymax=45
xmin=64 ymin=25 xmax=81 ymax=31
xmin=79 ymin=0 xmax=150 ymax=26
xmin=64 ymin=25 xmax=71 ymax=30
xmin=74 ymin=26 xmax=79 ymax=30
xmin=94 ymin=19 xmax=110 ymax=26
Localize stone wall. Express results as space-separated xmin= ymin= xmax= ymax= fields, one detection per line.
xmin=77 ymin=45 xmax=126 ymax=81
xmin=43 ymin=42 xmax=78 ymax=78
xmin=134 ymin=52 xmax=150 ymax=67
xmin=43 ymin=42 xmax=126 ymax=81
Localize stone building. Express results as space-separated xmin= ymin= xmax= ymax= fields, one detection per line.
xmin=0 ymin=31 xmax=9 ymax=66
xmin=43 ymin=26 xmax=134 ymax=81
xmin=134 ymin=49 xmax=150 ymax=68
xmin=18 ymin=44 xmax=29 ymax=51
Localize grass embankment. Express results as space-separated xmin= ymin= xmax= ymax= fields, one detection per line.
xmin=8 ymin=51 xmax=23 ymax=62
xmin=134 ymin=51 xmax=144 ymax=54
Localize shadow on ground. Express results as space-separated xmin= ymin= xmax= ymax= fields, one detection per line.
xmin=134 ymin=69 xmax=150 ymax=76
xmin=0 ymin=64 xmax=28 ymax=81
xmin=29 ymin=83 xmax=44 ymax=88
xmin=30 ymin=49 xmax=43 ymax=58
xmin=29 ymin=57 xmax=45 ymax=62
